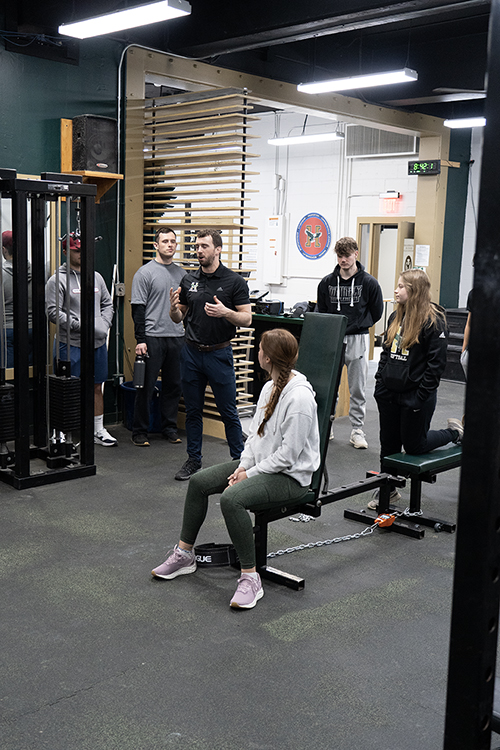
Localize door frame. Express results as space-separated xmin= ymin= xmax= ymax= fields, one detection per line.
xmin=357 ymin=216 xmax=416 ymax=355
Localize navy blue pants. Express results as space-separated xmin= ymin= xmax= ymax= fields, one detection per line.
xmin=180 ymin=343 xmax=244 ymax=462
xmin=5 ymin=328 xmax=33 ymax=368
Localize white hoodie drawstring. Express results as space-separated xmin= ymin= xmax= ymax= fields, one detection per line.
xmin=337 ymin=274 xmax=355 ymax=308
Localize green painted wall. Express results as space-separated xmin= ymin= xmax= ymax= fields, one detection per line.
xmin=0 ymin=37 xmax=126 ymax=420
xmin=0 ymin=39 xmax=122 ymax=173
xmin=440 ymin=129 xmax=472 ymax=308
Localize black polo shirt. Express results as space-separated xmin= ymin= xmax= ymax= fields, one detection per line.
xmin=179 ymin=263 xmax=250 ymax=345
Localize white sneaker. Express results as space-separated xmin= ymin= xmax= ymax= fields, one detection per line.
xmin=94 ymin=427 xmax=118 ymax=446
xmin=350 ymin=429 xmax=368 ymax=449
xmin=447 ymin=418 xmax=464 ymax=444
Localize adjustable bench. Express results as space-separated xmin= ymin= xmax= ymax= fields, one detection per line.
xmin=253 ymin=312 xmax=407 ymax=590
xmin=344 ymin=447 xmax=460 ymax=536
xmin=381 ymin=446 xmax=460 ymax=532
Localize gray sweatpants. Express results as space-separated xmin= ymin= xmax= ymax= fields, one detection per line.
xmin=344 ymin=333 xmax=369 ymax=432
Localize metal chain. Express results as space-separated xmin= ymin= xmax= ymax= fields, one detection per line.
xmin=267 ymin=523 xmax=377 ymax=558
xmin=267 ymin=506 xmax=424 ymax=558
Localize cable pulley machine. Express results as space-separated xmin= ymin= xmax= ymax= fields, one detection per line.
xmin=0 ymin=169 xmax=97 ymax=489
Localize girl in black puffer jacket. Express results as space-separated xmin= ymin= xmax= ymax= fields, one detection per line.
xmin=374 ymin=269 xmax=462 ymax=462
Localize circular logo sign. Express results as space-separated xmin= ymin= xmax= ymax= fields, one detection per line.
xmin=296 ymin=213 xmax=331 ymax=260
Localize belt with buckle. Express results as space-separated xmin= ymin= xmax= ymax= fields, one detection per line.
xmin=186 ymin=339 xmax=231 ymax=353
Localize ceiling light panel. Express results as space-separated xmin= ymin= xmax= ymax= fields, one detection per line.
xmin=59 ymin=0 xmax=191 ymax=39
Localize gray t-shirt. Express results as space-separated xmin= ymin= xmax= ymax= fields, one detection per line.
xmin=131 ymin=259 xmax=186 ymax=338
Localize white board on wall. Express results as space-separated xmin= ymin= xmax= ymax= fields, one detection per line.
xmin=263 ymin=215 xmax=286 ymax=284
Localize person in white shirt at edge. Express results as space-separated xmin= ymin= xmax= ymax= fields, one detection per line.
xmin=317 ymin=236 xmax=383 ymax=450
xmin=151 ymin=328 xmax=320 ymax=610
xmin=45 ymin=234 xmax=116 ymax=447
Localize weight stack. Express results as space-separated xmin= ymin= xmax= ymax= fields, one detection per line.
xmin=0 ymin=383 xmax=15 ymax=441
xmin=48 ymin=375 xmax=81 ymax=431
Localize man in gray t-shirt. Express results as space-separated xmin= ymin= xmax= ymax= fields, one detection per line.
xmin=131 ymin=227 xmax=186 ymax=446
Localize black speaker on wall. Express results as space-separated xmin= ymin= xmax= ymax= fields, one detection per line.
xmin=72 ymin=115 xmax=118 ymax=173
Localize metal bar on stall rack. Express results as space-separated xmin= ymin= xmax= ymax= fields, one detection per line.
xmin=79 ymin=192 xmax=95 ymax=467
xmin=31 ymin=196 xmax=48 ymax=449
xmin=54 ymin=198 xmax=61 ymax=370
xmin=65 ymin=198 xmax=72 ymax=368
xmin=12 ymin=189 xmax=31 ymax=478
xmin=0 ymin=207 xmax=5 ymax=376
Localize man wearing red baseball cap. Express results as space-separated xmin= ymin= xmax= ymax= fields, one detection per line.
xmin=45 ymin=233 xmax=117 ymax=446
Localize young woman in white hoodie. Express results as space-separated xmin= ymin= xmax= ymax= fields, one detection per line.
xmin=151 ymin=328 xmax=320 ymax=609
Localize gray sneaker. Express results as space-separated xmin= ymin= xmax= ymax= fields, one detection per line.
xmin=151 ymin=546 xmax=197 ymax=579
xmin=367 ymin=488 xmax=401 ymax=511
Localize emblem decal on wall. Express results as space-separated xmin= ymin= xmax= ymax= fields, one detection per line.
xmin=296 ymin=213 xmax=331 ymax=259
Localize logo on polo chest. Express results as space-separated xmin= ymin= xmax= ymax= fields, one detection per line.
xmin=189 ymin=281 xmax=199 ymax=292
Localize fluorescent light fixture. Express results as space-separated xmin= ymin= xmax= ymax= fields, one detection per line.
xmin=268 ymin=132 xmax=345 ymax=147
xmin=298 ymin=68 xmax=418 ymax=95
xmin=59 ymin=0 xmax=191 ymax=39
xmin=444 ymin=117 xmax=486 ymax=128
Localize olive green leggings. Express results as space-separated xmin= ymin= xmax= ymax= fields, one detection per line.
xmin=180 ymin=460 xmax=309 ymax=569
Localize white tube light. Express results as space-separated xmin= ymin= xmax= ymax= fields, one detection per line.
xmin=443 ymin=117 xmax=486 ymax=128
xmin=298 ymin=68 xmax=418 ymax=94
xmin=59 ymin=0 xmax=191 ymax=39
xmin=268 ymin=132 xmax=345 ymax=146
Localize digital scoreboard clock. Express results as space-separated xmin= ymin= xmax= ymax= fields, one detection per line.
xmin=408 ymin=160 xmax=441 ymax=176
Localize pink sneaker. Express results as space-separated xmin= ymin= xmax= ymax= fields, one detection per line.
xmin=230 ymin=573 xmax=264 ymax=609
xmin=151 ymin=546 xmax=196 ymax=580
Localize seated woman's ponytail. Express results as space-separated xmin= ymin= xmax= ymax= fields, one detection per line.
xmin=258 ymin=329 xmax=299 ymax=437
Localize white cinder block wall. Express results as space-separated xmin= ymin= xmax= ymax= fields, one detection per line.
xmin=249 ymin=111 xmax=419 ymax=310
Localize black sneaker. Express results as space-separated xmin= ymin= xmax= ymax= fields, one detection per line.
xmin=132 ymin=434 xmax=150 ymax=447
xmin=175 ymin=458 xmax=202 ymax=481
xmin=163 ymin=431 xmax=182 ymax=444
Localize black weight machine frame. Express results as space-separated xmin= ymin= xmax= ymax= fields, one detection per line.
xmin=0 ymin=171 xmax=97 ymax=488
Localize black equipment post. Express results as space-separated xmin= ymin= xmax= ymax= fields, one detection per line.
xmin=443 ymin=0 xmax=500 ymax=746
xmin=31 ymin=195 xmax=48 ymax=450
xmin=79 ymin=193 xmax=96 ymax=466
xmin=11 ymin=188 xmax=31 ymax=478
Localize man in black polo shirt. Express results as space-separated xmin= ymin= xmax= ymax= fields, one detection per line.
xmin=170 ymin=228 xmax=252 ymax=480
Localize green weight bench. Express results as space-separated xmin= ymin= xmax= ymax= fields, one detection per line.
xmin=253 ymin=312 xmax=406 ymax=590
xmin=379 ymin=445 xmax=461 ymax=533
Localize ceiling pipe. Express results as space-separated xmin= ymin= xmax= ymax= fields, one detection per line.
xmin=179 ymin=0 xmax=490 ymax=58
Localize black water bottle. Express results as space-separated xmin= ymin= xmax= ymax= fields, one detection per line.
xmin=133 ymin=355 xmax=146 ymax=389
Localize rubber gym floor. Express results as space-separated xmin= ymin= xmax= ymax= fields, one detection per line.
xmin=2 ymin=370 xmax=495 ymax=750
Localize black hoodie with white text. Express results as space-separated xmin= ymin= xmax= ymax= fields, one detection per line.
xmin=317 ymin=261 xmax=383 ymax=335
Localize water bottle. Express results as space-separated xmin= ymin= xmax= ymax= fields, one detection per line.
xmin=133 ymin=355 xmax=146 ymax=389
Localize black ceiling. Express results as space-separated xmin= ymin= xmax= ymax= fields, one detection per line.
xmin=6 ymin=0 xmax=492 ymax=120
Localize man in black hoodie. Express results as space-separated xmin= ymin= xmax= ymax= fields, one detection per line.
xmin=317 ymin=236 xmax=383 ymax=449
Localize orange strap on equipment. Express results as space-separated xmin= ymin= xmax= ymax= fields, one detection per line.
xmin=374 ymin=513 xmax=396 ymax=528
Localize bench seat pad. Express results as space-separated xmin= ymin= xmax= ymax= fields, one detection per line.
xmin=382 ymin=445 xmax=462 ymax=475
